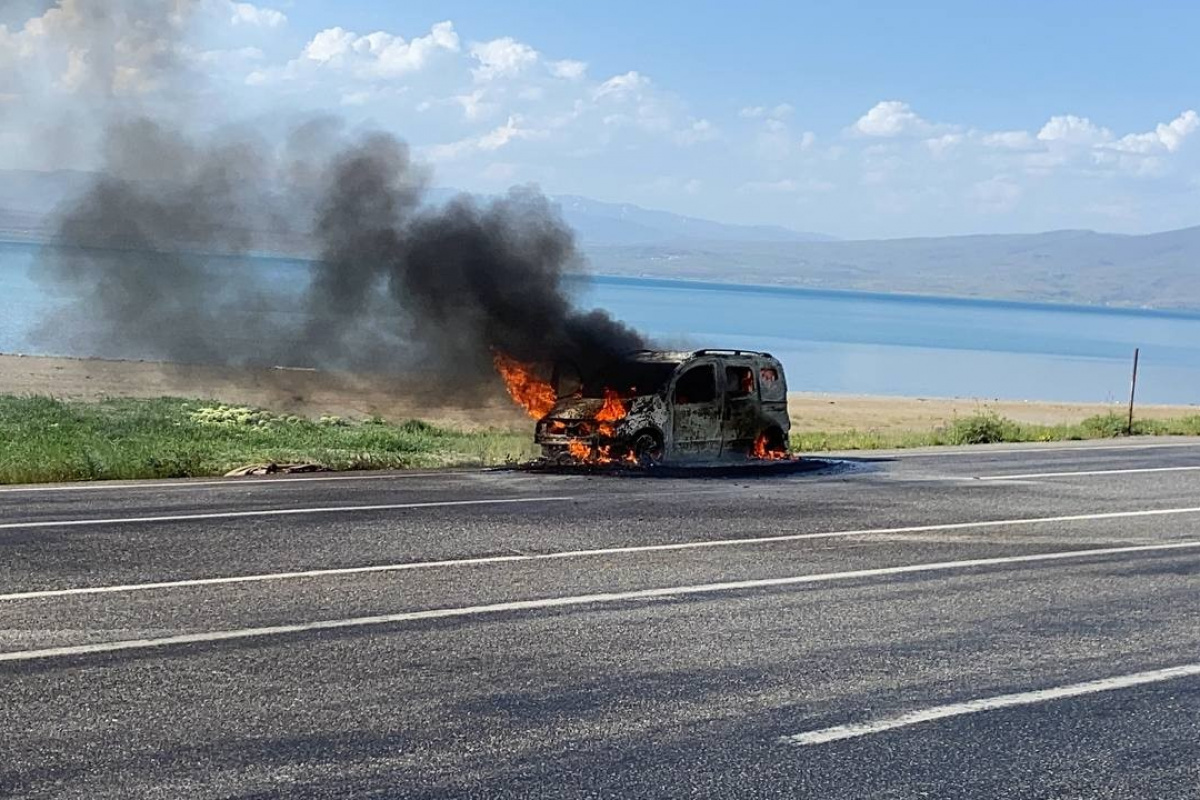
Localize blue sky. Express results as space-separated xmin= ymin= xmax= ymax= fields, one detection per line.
xmin=3 ymin=0 xmax=1199 ymax=239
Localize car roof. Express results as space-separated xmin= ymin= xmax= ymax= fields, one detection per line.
xmin=623 ymin=349 xmax=778 ymax=364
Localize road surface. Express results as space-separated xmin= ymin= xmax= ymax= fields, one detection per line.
xmin=2 ymin=438 xmax=1199 ymax=798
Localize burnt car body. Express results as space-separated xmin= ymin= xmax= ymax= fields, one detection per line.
xmin=535 ymin=349 xmax=790 ymax=464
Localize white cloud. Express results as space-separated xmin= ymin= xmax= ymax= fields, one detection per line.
xmin=469 ymin=37 xmax=538 ymax=81
xmin=1037 ymin=114 xmax=1112 ymax=145
xmin=925 ymin=133 xmax=963 ymax=157
xmin=187 ymin=45 xmax=264 ymax=67
xmin=480 ymin=162 xmax=518 ymax=182
xmin=229 ymin=2 xmax=286 ymax=28
xmin=594 ymin=71 xmax=650 ymax=100
xmin=675 ymin=118 xmax=718 ymax=145
xmin=550 ymin=59 xmax=587 ymax=80
xmin=1018 ymin=150 xmax=1070 ymax=176
xmin=478 ymin=115 xmax=545 ymax=149
xmin=740 ymin=178 xmax=799 ymax=193
xmin=455 ymin=88 xmax=494 ymax=120
xmin=1111 ymin=109 xmax=1199 ymax=154
xmin=426 ymin=115 xmax=548 ymax=161
xmin=340 ymin=89 xmax=372 ymax=106
xmin=740 ymin=103 xmax=793 ymax=120
xmin=853 ymin=100 xmax=930 ymax=137
xmin=0 ymin=0 xmax=192 ymax=96
xmin=300 ymin=21 xmax=459 ymax=77
xmin=302 ymin=27 xmax=355 ymax=62
xmin=982 ymin=130 xmax=1036 ymax=150
xmin=970 ymin=175 xmax=1021 ymax=213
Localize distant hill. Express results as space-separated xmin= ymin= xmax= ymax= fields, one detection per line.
xmin=546 ymin=194 xmax=835 ymax=245
xmin=582 ymin=227 xmax=1200 ymax=310
xmin=423 ymin=188 xmax=835 ymax=245
xmin=2 ymin=168 xmax=1198 ymax=309
xmin=1 ymin=171 xmax=834 ymax=247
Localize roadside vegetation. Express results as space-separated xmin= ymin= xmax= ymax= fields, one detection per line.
xmin=0 ymin=395 xmax=536 ymax=484
xmin=2 ymin=396 xmax=1199 ymax=484
xmin=792 ymin=411 xmax=1200 ymax=452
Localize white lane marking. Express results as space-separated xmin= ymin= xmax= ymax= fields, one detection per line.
xmin=6 ymin=505 xmax=1200 ymax=602
xmin=0 ymin=470 xmax=469 ymax=494
xmin=976 ymin=465 xmax=1200 ymax=481
xmin=2 ymin=540 xmax=1199 ymax=662
xmin=0 ymin=497 xmax=575 ymax=532
xmin=781 ymin=663 xmax=1200 ymax=746
xmin=857 ymin=440 xmax=1200 ymax=459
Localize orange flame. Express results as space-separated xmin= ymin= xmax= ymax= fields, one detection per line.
xmin=493 ymin=352 xmax=557 ymax=420
xmin=594 ymin=388 xmax=627 ymax=439
xmin=494 ymin=353 xmax=639 ymax=465
xmin=751 ymin=431 xmax=789 ymax=460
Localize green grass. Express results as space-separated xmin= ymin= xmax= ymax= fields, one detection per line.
xmin=2 ymin=397 xmax=1199 ymax=485
xmin=793 ymin=411 xmax=1200 ymax=452
xmin=0 ymin=395 xmax=536 ymax=485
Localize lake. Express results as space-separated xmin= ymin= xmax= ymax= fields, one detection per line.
xmin=3 ymin=239 xmax=1199 ymax=404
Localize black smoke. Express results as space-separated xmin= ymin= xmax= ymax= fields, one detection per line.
xmin=38 ymin=121 xmax=645 ymax=385
xmin=31 ymin=1 xmax=646 ymax=394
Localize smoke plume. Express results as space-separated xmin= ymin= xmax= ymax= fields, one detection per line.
xmin=33 ymin=0 xmax=646 ymax=393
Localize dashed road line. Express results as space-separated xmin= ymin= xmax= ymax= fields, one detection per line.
xmin=3 ymin=540 xmax=1199 ymax=662
xmin=5 ymin=505 xmax=1200 ymax=601
xmin=781 ymin=663 xmax=1200 ymax=746
xmin=0 ymin=496 xmax=576 ymax=532
xmin=0 ymin=470 xmax=467 ymax=494
xmin=975 ymin=465 xmax=1200 ymax=481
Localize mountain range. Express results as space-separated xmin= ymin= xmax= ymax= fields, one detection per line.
xmin=2 ymin=169 xmax=1197 ymax=310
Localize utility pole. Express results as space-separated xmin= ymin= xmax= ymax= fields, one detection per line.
xmin=1127 ymin=348 xmax=1140 ymax=435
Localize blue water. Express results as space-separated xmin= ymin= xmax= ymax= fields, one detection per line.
xmin=4 ymin=239 xmax=1199 ymax=404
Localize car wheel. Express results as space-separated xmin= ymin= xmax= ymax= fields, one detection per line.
xmin=632 ymin=430 xmax=664 ymax=466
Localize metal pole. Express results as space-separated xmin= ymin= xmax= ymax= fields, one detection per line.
xmin=1127 ymin=348 xmax=1140 ymax=435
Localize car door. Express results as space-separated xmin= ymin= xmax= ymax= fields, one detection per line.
xmin=720 ymin=361 xmax=759 ymax=455
xmin=670 ymin=361 xmax=723 ymax=460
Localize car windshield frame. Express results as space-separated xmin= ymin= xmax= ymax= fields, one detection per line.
xmin=581 ymin=360 xmax=679 ymax=399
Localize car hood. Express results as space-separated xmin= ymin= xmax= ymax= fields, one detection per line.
xmin=542 ymin=397 xmax=609 ymax=420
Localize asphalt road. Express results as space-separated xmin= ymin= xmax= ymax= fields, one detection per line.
xmin=2 ymin=438 xmax=1199 ymax=799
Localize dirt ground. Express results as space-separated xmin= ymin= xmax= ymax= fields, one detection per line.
xmin=0 ymin=354 xmax=530 ymax=430
xmin=1 ymin=353 xmax=1195 ymax=433
xmin=787 ymin=393 xmax=1197 ymax=433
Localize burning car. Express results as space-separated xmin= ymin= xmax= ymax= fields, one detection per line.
xmin=526 ymin=349 xmax=790 ymax=465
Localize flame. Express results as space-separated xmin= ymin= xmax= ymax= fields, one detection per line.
xmin=493 ymin=354 xmax=638 ymax=465
xmin=595 ymin=389 xmax=626 ymax=422
xmin=554 ymin=390 xmax=635 ymax=465
xmin=594 ymin=388 xmax=626 ymax=439
xmin=751 ymin=431 xmax=789 ymax=460
xmin=493 ymin=352 xmax=557 ymax=420
xmin=567 ymin=442 xmax=638 ymax=465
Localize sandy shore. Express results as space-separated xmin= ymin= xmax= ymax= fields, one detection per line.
xmin=1 ymin=353 xmax=1195 ymax=433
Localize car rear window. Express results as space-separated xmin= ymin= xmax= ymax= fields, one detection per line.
xmin=759 ymin=365 xmax=786 ymax=401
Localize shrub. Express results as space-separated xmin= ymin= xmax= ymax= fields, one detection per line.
xmin=191 ymin=404 xmax=278 ymax=427
xmin=1081 ymin=413 xmax=1130 ymax=438
xmin=944 ymin=413 xmax=1018 ymax=445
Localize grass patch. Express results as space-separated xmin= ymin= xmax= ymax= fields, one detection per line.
xmin=0 ymin=395 xmax=536 ymax=485
xmin=3 ymin=397 xmax=1199 ymax=484
xmin=793 ymin=411 xmax=1200 ymax=452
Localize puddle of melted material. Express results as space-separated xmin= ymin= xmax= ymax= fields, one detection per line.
xmin=502 ymin=457 xmax=849 ymax=479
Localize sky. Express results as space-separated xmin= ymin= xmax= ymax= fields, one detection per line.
xmin=1 ymin=0 xmax=1199 ymax=239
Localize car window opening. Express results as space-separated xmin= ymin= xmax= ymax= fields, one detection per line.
xmin=674 ymin=365 xmax=717 ymax=405
xmin=726 ymin=365 xmax=754 ymax=398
